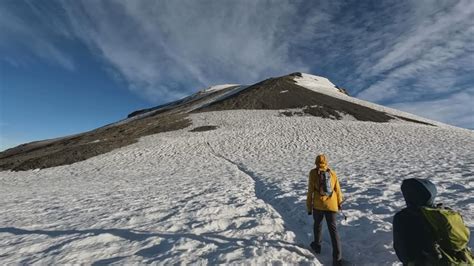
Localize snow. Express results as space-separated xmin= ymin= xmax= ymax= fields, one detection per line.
xmin=109 ymin=84 xmax=244 ymax=127
xmin=190 ymin=85 xmax=249 ymax=111
xmin=106 ymin=84 xmax=239 ymax=128
xmin=103 ymin=72 xmax=453 ymax=134
xmin=1 ymin=110 xmax=473 ymax=264
xmin=201 ymin=84 xmax=240 ymax=93
xmin=294 ymin=73 xmax=456 ymax=128
xmin=294 ymin=73 xmax=342 ymax=95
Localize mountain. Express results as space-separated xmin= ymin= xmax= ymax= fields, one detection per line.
xmin=0 ymin=72 xmax=472 ymax=264
xmin=0 ymin=72 xmax=437 ymax=171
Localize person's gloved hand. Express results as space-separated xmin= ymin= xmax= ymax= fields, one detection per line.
xmin=308 ymin=211 xmax=312 ymax=215
xmin=338 ymin=205 xmax=342 ymax=211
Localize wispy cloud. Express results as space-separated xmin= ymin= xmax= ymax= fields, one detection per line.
xmin=0 ymin=1 xmax=75 ymax=70
xmin=285 ymin=0 xmax=474 ymax=128
xmin=355 ymin=0 xmax=474 ymax=103
xmin=59 ymin=0 xmax=309 ymax=102
xmin=389 ymin=89 xmax=474 ymax=129
xmin=1 ymin=0 xmax=473 ymax=128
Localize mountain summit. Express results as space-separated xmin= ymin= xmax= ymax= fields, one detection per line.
xmin=128 ymin=72 xmax=433 ymax=124
xmin=1 ymin=72 xmax=473 ymax=265
xmin=0 ymin=72 xmax=444 ymax=171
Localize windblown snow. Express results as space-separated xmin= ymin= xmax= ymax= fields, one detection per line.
xmin=1 ymin=110 xmax=473 ymax=264
xmin=202 ymin=84 xmax=240 ymax=93
xmin=294 ymin=73 xmax=342 ymax=94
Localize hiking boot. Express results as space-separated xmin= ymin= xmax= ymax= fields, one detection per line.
xmin=332 ymin=259 xmax=349 ymax=266
xmin=310 ymin=241 xmax=321 ymax=254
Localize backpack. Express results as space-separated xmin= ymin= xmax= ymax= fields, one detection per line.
xmin=318 ymin=169 xmax=333 ymax=197
xmin=420 ymin=205 xmax=474 ymax=265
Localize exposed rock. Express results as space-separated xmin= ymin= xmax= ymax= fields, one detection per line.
xmin=190 ymin=126 xmax=218 ymax=132
xmin=0 ymin=112 xmax=190 ymax=171
xmin=196 ymin=75 xmax=394 ymax=122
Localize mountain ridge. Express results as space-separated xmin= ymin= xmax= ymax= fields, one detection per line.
xmin=0 ymin=72 xmax=453 ymax=171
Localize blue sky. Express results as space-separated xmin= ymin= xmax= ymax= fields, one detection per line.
xmin=1 ymin=0 xmax=473 ymax=151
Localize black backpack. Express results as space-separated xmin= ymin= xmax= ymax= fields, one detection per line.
xmin=318 ymin=169 xmax=333 ymax=197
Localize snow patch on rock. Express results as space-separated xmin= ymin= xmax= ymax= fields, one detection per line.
xmin=202 ymin=84 xmax=240 ymax=93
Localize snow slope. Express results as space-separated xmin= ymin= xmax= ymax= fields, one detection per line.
xmin=294 ymin=73 xmax=343 ymax=94
xmin=293 ymin=73 xmax=450 ymax=128
xmin=1 ymin=110 xmax=473 ymax=264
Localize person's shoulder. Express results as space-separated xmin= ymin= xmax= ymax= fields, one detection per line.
xmin=393 ymin=208 xmax=408 ymax=225
xmin=395 ymin=207 xmax=418 ymax=220
xmin=394 ymin=209 xmax=404 ymax=218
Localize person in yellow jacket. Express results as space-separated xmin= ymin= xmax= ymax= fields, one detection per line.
xmin=307 ymin=154 xmax=343 ymax=265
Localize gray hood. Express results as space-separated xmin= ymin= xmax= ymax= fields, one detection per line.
xmin=401 ymin=178 xmax=437 ymax=207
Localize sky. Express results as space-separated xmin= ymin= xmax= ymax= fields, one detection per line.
xmin=0 ymin=0 xmax=473 ymax=151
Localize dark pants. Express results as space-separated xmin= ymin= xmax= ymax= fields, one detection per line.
xmin=313 ymin=209 xmax=342 ymax=260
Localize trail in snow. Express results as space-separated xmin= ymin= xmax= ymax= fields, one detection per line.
xmin=193 ymin=110 xmax=473 ymax=263
xmin=0 ymin=120 xmax=314 ymax=264
xmin=205 ymin=141 xmax=315 ymax=255
xmin=0 ymin=110 xmax=473 ymax=264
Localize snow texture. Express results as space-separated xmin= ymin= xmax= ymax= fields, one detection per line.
xmin=1 ymin=110 xmax=473 ymax=264
xmin=202 ymin=84 xmax=240 ymax=93
xmin=294 ymin=73 xmax=342 ymax=94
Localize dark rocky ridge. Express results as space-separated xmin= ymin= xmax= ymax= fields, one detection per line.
xmin=196 ymin=75 xmax=394 ymax=122
xmin=0 ymin=85 xmax=240 ymax=171
xmin=127 ymin=85 xmax=240 ymax=118
xmin=0 ymin=112 xmax=190 ymax=171
xmin=0 ymin=73 xmax=434 ymax=171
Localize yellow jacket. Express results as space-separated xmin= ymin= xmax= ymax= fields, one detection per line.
xmin=306 ymin=154 xmax=343 ymax=212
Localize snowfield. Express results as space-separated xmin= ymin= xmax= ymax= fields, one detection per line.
xmin=1 ymin=110 xmax=473 ymax=264
xmin=294 ymin=73 xmax=342 ymax=94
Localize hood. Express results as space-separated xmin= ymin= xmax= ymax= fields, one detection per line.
xmin=401 ymin=178 xmax=437 ymax=207
xmin=315 ymin=154 xmax=328 ymax=171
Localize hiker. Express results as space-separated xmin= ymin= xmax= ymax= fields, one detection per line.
xmin=393 ymin=178 xmax=436 ymax=265
xmin=393 ymin=178 xmax=473 ymax=265
xmin=306 ymin=154 xmax=343 ymax=265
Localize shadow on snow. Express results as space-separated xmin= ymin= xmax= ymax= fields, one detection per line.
xmin=0 ymin=226 xmax=311 ymax=264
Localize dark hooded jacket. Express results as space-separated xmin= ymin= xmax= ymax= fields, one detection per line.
xmin=393 ymin=178 xmax=437 ymax=265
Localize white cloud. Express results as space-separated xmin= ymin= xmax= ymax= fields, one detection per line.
xmin=1 ymin=0 xmax=473 ymax=129
xmin=0 ymin=3 xmax=75 ymax=71
xmin=60 ymin=0 xmax=309 ymax=103
xmin=356 ymin=0 xmax=474 ymax=102
xmin=389 ymin=89 xmax=474 ymax=129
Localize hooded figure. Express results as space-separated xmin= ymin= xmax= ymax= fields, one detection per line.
xmin=307 ymin=154 xmax=343 ymax=212
xmin=307 ymin=154 xmax=343 ymax=265
xmin=393 ymin=178 xmax=437 ymax=265
xmin=401 ymin=178 xmax=437 ymax=208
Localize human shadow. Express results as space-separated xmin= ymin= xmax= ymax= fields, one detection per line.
xmin=205 ymin=146 xmax=398 ymax=264
xmin=1 ymin=226 xmax=312 ymax=264
xmin=0 ymin=227 xmax=151 ymax=241
xmin=205 ymin=142 xmax=314 ymax=244
xmin=204 ymin=146 xmax=312 ymax=245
